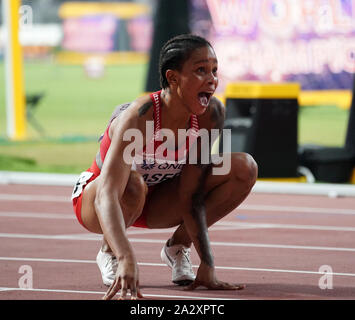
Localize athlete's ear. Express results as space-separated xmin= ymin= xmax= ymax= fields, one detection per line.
xmin=166 ymin=69 xmax=179 ymax=87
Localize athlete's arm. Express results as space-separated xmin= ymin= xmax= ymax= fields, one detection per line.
xmin=179 ymin=97 xmax=224 ymax=265
xmin=95 ymin=97 xmax=152 ymax=300
xmin=179 ymin=97 xmax=231 ymax=289
xmin=180 ymin=162 xmax=214 ymax=264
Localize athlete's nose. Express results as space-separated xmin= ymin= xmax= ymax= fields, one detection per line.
xmin=207 ymin=72 xmax=218 ymax=89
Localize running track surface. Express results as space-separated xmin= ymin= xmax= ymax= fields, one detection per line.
xmin=0 ymin=183 xmax=355 ymax=300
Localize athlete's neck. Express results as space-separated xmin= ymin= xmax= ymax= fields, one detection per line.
xmin=160 ymin=88 xmax=191 ymax=130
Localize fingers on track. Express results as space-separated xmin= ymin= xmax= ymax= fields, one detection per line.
xmin=104 ymin=279 xmax=143 ymax=300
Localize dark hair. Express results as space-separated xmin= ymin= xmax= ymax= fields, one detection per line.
xmin=159 ymin=34 xmax=213 ymax=89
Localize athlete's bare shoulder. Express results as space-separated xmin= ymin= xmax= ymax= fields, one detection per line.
xmin=111 ymin=94 xmax=152 ymax=122
xmin=133 ymin=94 xmax=155 ymax=120
xmin=198 ymin=95 xmax=225 ymax=131
xmin=115 ymin=94 xmax=153 ymax=124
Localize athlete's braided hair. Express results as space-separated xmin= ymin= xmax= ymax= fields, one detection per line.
xmin=159 ymin=34 xmax=213 ymax=89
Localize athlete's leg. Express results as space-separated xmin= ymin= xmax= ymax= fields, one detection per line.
xmin=80 ymin=170 xmax=148 ymax=287
xmin=170 ymin=153 xmax=257 ymax=247
xmin=81 ymin=170 xmax=148 ymax=251
xmin=145 ymin=152 xmax=258 ymax=245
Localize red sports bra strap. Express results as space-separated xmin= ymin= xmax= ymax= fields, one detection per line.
xmin=190 ymin=115 xmax=199 ymax=132
xmin=150 ymin=91 xmax=162 ymax=138
xmin=150 ymin=90 xmax=200 ymax=138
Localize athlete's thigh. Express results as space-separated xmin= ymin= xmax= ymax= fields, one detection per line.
xmin=80 ymin=177 xmax=102 ymax=234
xmin=81 ymin=171 xmax=147 ymax=233
xmin=143 ymin=176 xmax=184 ymax=228
xmin=144 ymin=166 xmax=230 ymax=228
xmin=144 ymin=153 xmax=248 ymax=228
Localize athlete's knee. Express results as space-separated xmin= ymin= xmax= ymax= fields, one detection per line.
xmin=125 ymin=170 xmax=148 ymax=200
xmin=231 ymin=153 xmax=258 ymax=191
xmin=121 ymin=171 xmax=147 ymax=226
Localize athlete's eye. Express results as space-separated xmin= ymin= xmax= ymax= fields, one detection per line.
xmin=196 ymin=67 xmax=206 ymax=74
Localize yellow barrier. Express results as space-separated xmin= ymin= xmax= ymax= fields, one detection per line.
xmin=59 ymin=2 xmax=150 ymax=19
xmin=225 ymin=82 xmax=300 ymax=99
xmin=56 ymin=51 xmax=148 ymax=65
xmin=298 ymin=90 xmax=352 ymax=110
xmin=222 ymin=81 xmax=303 ymax=181
xmin=224 ymin=82 xmax=352 ymax=109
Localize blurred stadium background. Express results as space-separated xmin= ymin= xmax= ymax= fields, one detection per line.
xmin=0 ymin=0 xmax=354 ymax=183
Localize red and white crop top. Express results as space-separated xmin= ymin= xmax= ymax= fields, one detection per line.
xmin=96 ymin=91 xmax=200 ymax=186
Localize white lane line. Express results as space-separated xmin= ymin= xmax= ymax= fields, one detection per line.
xmin=0 ymin=211 xmax=74 ymax=219
xmin=0 ymin=194 xmax=69 ymax=202
xmin=1 ymin=170 xmax=355 ymax=197
xmin=0 ymin=233 xmax=102 ymax=240
xmin=1 ymin=256 xmax=354 ymax=278
xmin=0 ymin=287 xmax=236 ymax=300
xmin=1 ymin=193 xmax=355 ymax=216
xmin=2 ymin=211 xmax=355 ymax=233
xmin=0 ymin=257 xmax=94 ymax=264
xmin=0 ymin=232 xmax=355 ymax=252
xmin=216 ymin=221 xmax=355 ymax=232
xmin=127 ymin=225 xmax=252 ymax=235
xmin=238 ymin=204 xmax=355 ymax=216
xmin=0 ymin=212 xmax=248 ymax=231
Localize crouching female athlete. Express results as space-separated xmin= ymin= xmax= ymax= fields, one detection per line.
xmin=71 ymin=34 xmax=257 ymax=300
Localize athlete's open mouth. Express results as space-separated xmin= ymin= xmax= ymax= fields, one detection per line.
xmin=198 ymin=92 xmax=212 ymax=107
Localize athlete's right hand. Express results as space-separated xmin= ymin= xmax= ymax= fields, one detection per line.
xmin=103 ymin=255 xmax=143 ymax=300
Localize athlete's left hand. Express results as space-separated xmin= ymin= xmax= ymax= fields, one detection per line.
xmin=184 ymin=262 xmax=245 ymax=291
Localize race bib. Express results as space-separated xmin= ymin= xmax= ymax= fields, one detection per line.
xmin=71 ymin=171 xmax=94 ymax=200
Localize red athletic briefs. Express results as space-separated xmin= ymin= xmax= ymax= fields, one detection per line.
xmin=72 ymin=160 xmax=155 ymax=230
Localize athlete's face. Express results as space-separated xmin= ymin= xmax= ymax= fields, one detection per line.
xmin=171 ymin=45 xmax=218 ymax=115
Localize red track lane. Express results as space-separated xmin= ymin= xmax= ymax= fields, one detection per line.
xmin=0 ymin=184 xmax=355 ymax=300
